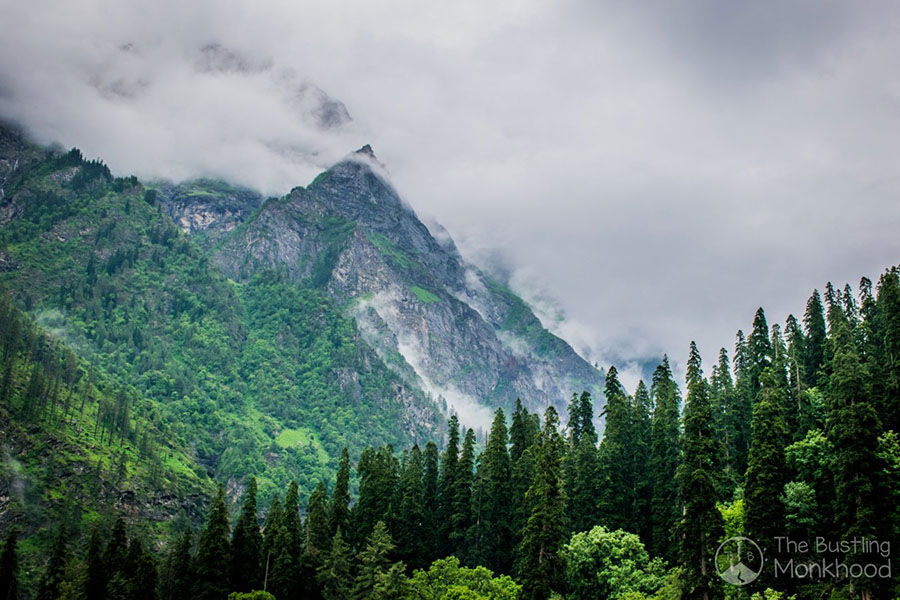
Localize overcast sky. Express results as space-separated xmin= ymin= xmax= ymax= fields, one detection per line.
xmin=3 ymin=0 xmax=900 ymax=390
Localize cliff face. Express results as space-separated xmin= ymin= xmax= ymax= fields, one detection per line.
xmin=210 ymin=148 xmax=604 ymax=422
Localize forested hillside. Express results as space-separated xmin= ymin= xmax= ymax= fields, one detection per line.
xmin=5 ymin=262 xmax=899 ymax=598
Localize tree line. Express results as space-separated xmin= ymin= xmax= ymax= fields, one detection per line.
xmin=3 ymin=268 xmax=900 ymax=599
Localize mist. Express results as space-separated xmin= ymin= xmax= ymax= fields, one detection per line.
xmin=3 ymin=0 xmax=900 ymax=387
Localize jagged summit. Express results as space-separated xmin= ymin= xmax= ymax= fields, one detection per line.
xmin=210 ymin=149 xmax=604 ymax=424
xmin=355 ymin=144 xmax=376 ymax=158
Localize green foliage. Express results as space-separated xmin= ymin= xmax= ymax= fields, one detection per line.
xmin=562 ymin=526 xmax=667 ymax=600
xmin=194 ymin=486 xmax=231 ymax=600
xmin=410 ymin=285 xmax=440 ymax=304
xmin=405 ymin=556 xmax=519 ymax=600
xmin=517 ymin=406 xmax=567 ymax=600
xmin=228 ymin=592 xmax=276 ymax=600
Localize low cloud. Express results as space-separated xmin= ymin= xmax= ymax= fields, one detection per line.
xmin=3 ymin=0 xmax=900 ymax=382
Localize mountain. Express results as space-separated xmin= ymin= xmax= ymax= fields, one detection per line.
xmin=206 ymin=146 xmax=604 ymax=424
xmin=0 ymin=121 xmax=601 ymax=540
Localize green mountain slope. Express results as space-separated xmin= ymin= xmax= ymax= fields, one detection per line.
xmin=0 ymin=124 xmax=442 ymax=521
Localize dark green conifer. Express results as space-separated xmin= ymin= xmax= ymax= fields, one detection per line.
xmin=395 ymin=445 xmax=426 ymax=570
xmin=467 ymin=408 xmax=513 ymax=573
xmin=317 ymin=529 xmax=351 ymax=600
xmin=0 ymin=529 xmax=19 ymax=600
xmin=649 ymin=356 xmax=681 ymax=563
xmin=194 ymin=485 xmax=231 ymax=600
xmin=803 ymin=289 xmax=827 ymax=387
xmin=450 ymin=428 xmax=476 ymax=554
xmin=598 ymin=366 xmax=634 ymax=532
xmin=422 ymin=441 xmax=440 ymax=561
xmin=230 ymin=477 xmax=262 ymax=592
xmin=677 ymin=342 xmax=724 ymax=600
xmin=352 ymin=521 xmax=394 ymax=600
xmin=517 ymin=406 xmax=567 ymax=600
xmin=438 ymin=415 xmax=461 ymax=555
xmin=329 ymin=448 xmax=352 ymax=537
xmin=743 ymin=368 xmax=789 ymax=590
xmin=83 ymin=526 xmax=106 ymax=600
xmin=37 ymin=524 xmax=68 ymax=600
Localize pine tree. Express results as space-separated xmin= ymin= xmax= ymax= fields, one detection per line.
xmin=125 ymin=538 xmax=157 ymax=600
xmin=743 ymin=368 xmax=789 ymax=590
xmin=509 ymin=399 xmax=539 ymax=553
xmin=395 ymin=445 xmax=427 ymax=570
xmin=803 ymin=290 xmax=827 ymax=387
xmin=422 ymin=441 xmax=440 ymax=562
xmin=731 ymin=331 xmax=753 ymax=479
xmin=0 ymin=529 xmax=18 ymax=600
xmin=649 ymin=356 xmax=681 ymax=563
xmin=565 ymin=392 xmax=599 ymax=536
xmin=261 ymin=497 xmax=283 ymax=588
xmin=438 ymin=415 xmax=461 ymax=556
xmin=330 ymin=447 xmax=352 ymax=538
xmin=747 ymin=309 xmax=772 ymax=396
xmin=875 ymin=270 xmax=900 ymax=433
xmin=710 ymin=347 xmax=739 ymax=491
xmin=631 ymin=380 xmax=653 ymax=546
xmin=467 ymin=408 xmax=513 ymax=573
xmin=317 ymin=529 xmax=351 ymax=600
xmin=104 ymin=516 xmax=128 ymax=583
xmin=677 ymin=343 xmax=724 ymax=600
xmin=231 ymin=477 xmax=263 ymax=592
xmin=826 ymin=317 xmax=881 ymax=599
xmin=306 ymin=482 xmax=332 ymax=564
xmin=164 ymin=528 xmax=193 ymax=600
xmin=354 ymin=446 xmax=400 ymax=548
xmin=194 ymin=485 xmax=231 ymax=600
xmin=83 ymin=526 xmax=107 ymax=600
xmin=598 ymin=366 xmax=634 ymax=532
xmin=37 ymin=524 xmax=68 ymax=600
xmin=352 ymin=521 xmax=394 ymax=600
xmin=270 ymin=481 xmax=303 ymax=599
xmin=517 ymin=406 xmax=567 ymax=600
xmin=450 ymin=428 xmax=476 ymax=555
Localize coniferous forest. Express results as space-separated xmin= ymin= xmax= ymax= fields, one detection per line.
xmin=2 ymin=267 xmax=900 ymax=599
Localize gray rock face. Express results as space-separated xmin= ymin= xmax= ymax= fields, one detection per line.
xmin=153 ymin=179 xmax=264 ymax=251
xmin=210 ymin=148 xmax=604 ymax=427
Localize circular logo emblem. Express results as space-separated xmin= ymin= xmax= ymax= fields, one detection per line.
xmin=715 ymin=536 xmax=764 ymax=586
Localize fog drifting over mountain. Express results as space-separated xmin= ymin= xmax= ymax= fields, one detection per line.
xmin=3 ymin=0 xmax=900 ymax=390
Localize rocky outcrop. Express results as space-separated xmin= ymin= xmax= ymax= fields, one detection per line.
xmin=211 ymin=148 xmax=604 ymax=423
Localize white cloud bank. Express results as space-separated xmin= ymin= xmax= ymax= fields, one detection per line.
xmin=3 ymin=0 xmax=900 ymax=384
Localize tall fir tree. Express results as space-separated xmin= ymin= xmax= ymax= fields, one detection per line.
xmin=677 ymin=343 xmax=724 ymax=600
xmin=395 ymin=445 xmax=427 ymax=571
xmin=802 ymin=289 xmax=827 ymax=386
xmin=317 ymin=529 xmax=351 ymax=600
xmin=438 ymin=415 xmax=461 ymax=556
xmin=330 ymin=447 xmax=352 ymax=538
xmin=194 ymin=485 xmax=231 ymax=600
xmin=826 ymin=317 xmax=882 ymax=599
xmin=743 ymin=368 xmax=789 ymax=591
xmin=125 ymin=538 xmax=158 ymax=600
xmin=270 ymin=481 xmax=304 ymax=599
xmin=0 ymin=529 xmax=18 ymax=600
xmin=450 ymin=428 xmax=477 ymax=555
xmin=354 ymin=446 xmax=400 ymax=549
xmin=352 ymin=521 xmax=395 ymax=600
xmin=230 ymin=477 xmax=263 ymax=593
xmin=631 ymin=380 xmax=653 ymax=546
xmin=467 ymin=408 xmax=513 ymax=573
xmin=163 ymin=528 xmax=193 ymax=600
xmin=422 ymin=441 xmax=440 ymax=562
xmin=510 ymin=400 xmax=540 ymax=559
xmin=83 ymin=526 xmax=107 ymax=600
xmin=517 ymin=406 xmax=567 ymax=600
xmin=598 ymin=366 xmax=635 ymax=532
xmin=649 ymin=356 xmax=681 ymax=563
xmin=875 ymin=270 xmax=900 ymax=433
xmin=565 ymin=392 xmax=599 ymax=536
xmin=732 ymin=331 xmax=753 ymax=479
xmin=37 ymin=524 xmax=68 ymax=600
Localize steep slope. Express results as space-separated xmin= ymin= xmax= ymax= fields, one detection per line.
xmin=212 ymin=147 xmax=604 ymax=422
xmin=0 ymin=124 xmax=442 ymax=509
